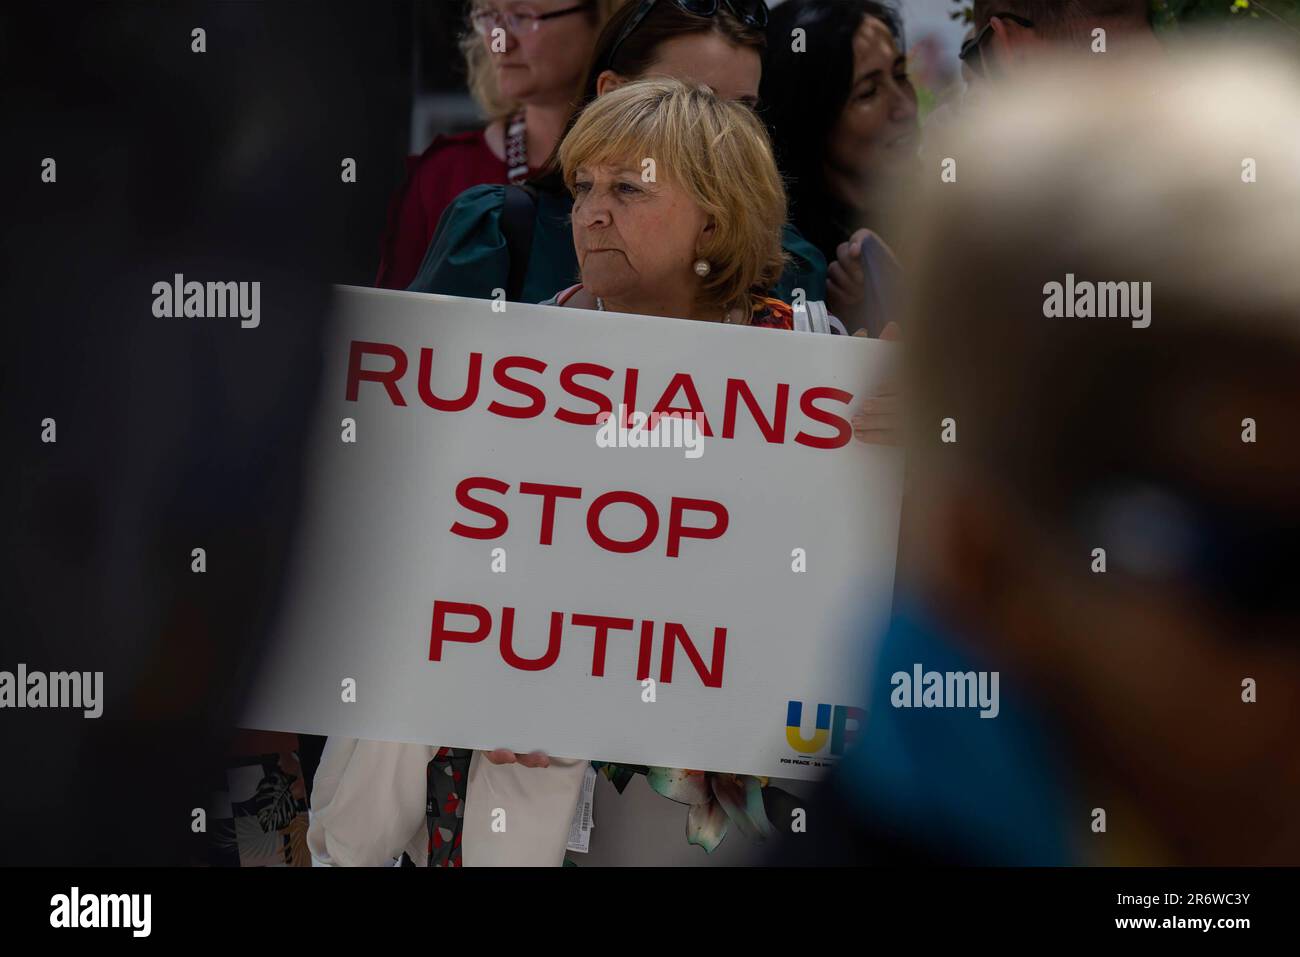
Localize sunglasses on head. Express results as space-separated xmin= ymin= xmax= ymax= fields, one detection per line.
xmin=606 ymin=0 xmax=770 ymax=73
xmin=959 ymin=12 xmax=1034 ymax=77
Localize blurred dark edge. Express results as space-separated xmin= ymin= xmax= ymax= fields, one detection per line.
xmin=0 ymin=1 xmax=410 ymax=865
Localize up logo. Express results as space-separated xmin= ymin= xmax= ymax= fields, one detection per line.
xmin=785 ymin=700 xmax=864 ymax=756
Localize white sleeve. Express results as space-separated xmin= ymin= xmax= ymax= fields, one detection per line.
xmin=307 ymin=737 xmax=436 ymax=867
xmin=462 ymin=752 xmax=589 ymax=867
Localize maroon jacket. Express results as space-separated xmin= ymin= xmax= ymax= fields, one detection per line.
xmin=374 ymin=128 xmax=537 ymax=290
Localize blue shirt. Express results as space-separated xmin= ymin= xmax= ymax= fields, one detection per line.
xmin=832 ymin=597 xmax=1083 ymax=865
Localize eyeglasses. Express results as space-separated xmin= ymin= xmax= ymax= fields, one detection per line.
xmin=605 ymin=0 xmax=770 ymax=73
xmin=958 ymin=12 xmax=1034 ymax=77
xmin=471 ymin=2 xmax=594 ymax=38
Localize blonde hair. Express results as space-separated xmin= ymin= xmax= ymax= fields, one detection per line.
xmin=460 ymin=0 xmax=623 ymax=121
xmin=558 ymin=77 xmax=788 ymax=318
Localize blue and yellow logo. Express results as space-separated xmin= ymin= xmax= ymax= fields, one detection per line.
xmin=786 ymin=700 xmax=863 ymax=756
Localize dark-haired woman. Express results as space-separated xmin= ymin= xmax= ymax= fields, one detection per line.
xmin=761 ymin=0 xmax=918 ymax=332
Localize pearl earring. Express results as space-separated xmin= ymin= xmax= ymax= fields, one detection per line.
xmin=693 ymin=259 xmax=711 ymax=277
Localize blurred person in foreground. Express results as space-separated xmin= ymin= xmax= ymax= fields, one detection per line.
xmin=774 ymin=45 xmax=1300 ymax=865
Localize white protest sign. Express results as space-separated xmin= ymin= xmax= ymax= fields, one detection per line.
xmin=242 ymin=287 xmax=903 ymax=780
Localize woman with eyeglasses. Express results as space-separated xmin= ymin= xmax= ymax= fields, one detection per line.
xmin=375 ymin=1 xmax=621 ymax=291
xmin=406 ymin=0 xmax=830 ymax=315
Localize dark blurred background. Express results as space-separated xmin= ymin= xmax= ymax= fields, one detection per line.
xmin=0 ymin=1 xmax=415 ymax=865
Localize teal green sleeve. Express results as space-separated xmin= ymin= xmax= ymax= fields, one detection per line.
xmin=410 ymin=186 xmax=826 ymax=306
xmin=407 ymin=184 xmax=510 ymax=299
xmin=775 ymin=223 xmax=828 ymax=304
xmin=407 ymin=185 xmax=579 ymax=304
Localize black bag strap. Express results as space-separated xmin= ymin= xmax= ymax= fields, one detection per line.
xmin=501 ymin=183 xmax=539 ymax=302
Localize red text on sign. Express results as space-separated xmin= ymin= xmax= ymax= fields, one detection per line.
xmin=450 ymin=477 xmax=729 ymax=557
xmin=429 ymin=601 xmax=728 ymax=688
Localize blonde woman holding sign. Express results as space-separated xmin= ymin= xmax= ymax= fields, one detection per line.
xmin=525 ymin=77 xmax=801 ymax=855
xmin=470 ymin=78 xmax=803 ymax=863
xmin=310 ymin=78 xmax=812 ymax=867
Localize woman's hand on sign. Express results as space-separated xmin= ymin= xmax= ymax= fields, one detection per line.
xmin=852 ymin=321 xmax=902 ymax=446
xmin=484 ymin=748 xmax=551 ymax=768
